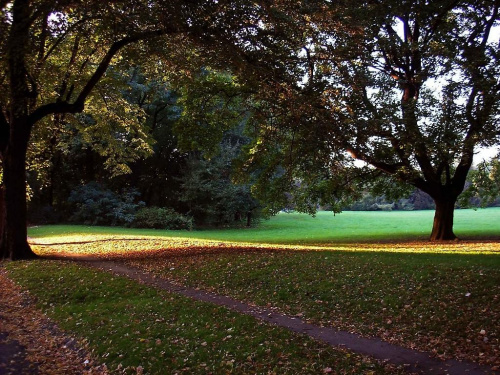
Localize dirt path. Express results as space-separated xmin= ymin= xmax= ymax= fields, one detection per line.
xmin=85 ymin=259 xmax=497 ymax=375
xmin=0 ymin=266 xmax=106 ymax=375
xmin=0 ymin=333 xmax=37 ymax=375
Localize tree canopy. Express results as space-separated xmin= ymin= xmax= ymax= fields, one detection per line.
xmin=1 ymin=0 xmax=499 ymax=259
xmin=240 ymin=0 xmax=500 ymax=240
xmin=0 ymin=0 xmax=307 ymax=259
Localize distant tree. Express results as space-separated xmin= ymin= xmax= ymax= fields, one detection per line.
xmin=112 ymin=67 xmax=187 ymax=209
xmin=174 ymin=69 xmax=261 ymax=226
xmin=181 ymin=138 xmax=261 ymax=227
xmin=68 ymin=182 xmax=143 ymax=226
xmin=459 ymin=155 xmax=500 ymax=208
xmin=26 ymin=67 xmax=156 ymax=219
xmin=26 ymin=67 xmax=264 ymax=225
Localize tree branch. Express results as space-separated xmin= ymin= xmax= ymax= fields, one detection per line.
xmin=346 ymin=146 xmax=399 ymax=175
xmin=456 ymin=3 xmax=500 ymax=191
xmin=41 ymin=18 xmax=88 ymax=63
xmin=36 ymin=10 xmax=48 ymax=63
xmin=421 ymin=0 xmax=461 ymax=45
xmin=57 ymin=35 xmax=80 ymax=101
xmin=28 ymin=28 xmax=178 ymax=125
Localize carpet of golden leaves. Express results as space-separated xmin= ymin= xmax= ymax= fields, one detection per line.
xmin=0 ymin=266 xmax=107 ymax=374
xmin=30 ymin=235 xmax=500 ymax=259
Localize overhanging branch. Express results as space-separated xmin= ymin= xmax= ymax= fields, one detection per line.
xmin=28 ymin=28 xmax=179 ymax=125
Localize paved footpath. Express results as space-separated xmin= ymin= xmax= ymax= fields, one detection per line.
xmin=0 ymin=333 xmax=37 ymax=375
xmin=84 ymin=259 xmax=497 ymax=375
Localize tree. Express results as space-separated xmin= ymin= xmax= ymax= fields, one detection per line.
xmin=459 ymin=154 xmax=500 ymax=207
xmin=169 ymin=68 xmax=261 ymax=226
xmin=0 ymin=0 xmax=308 ymax=259
xmin=1 ymin=0 xmax=187 ymax=259
xmin=119 ymin=68 xmax=186 ymax=209
xmin=181 ymin=137 xmax=261 ymax=228
xmin=25 ymin=66 xmax=156 ymax=220
xmin=242 ymin=0 xmax=500 ymax=240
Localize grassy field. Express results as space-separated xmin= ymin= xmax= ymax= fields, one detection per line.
xmin=125 ymin=249 xmax=500 ymax=368
xmin=7 ymin=208 xmax=499 ymax=373
xmin=6 ymin=261 xmax=403 ymax=374
xmin=28 ymin=207 xmax=500 ymax=245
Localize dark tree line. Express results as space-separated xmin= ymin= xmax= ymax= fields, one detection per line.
xmin=26 ymin=68 xmax=260 ymax=229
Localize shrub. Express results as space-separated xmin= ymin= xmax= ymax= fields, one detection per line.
xmin=68 ymin=182 xmax=143 ymax=226
xmin=132 ymin=207 xmax=193 ymax=230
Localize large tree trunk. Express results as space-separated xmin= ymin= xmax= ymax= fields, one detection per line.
xmin=0 ymin=186 xmax=5 ymax=256
xmin=0 ymin=140 xmax=37 ymax=260
xmin=430 ymin=197 xmax=457 ymax=241
xmin=0 ymin=0 xmax=37 ymax=260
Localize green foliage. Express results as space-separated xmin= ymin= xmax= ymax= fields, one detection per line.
xmin=181 ymin=142 xmax=261 ymax=227
xmin=348 ymin=194 xmax=398 ymax=211
xmin=459 ymin=157 xmax=500 ymax=208
xmin=237 ymin=85 xmax=358 ymax=216
xmin=174 ymin=69 xmax=249 ymax=158
xmin=238 ymin=0 xmax=500 ymax=238
xmin=68 ymin=182 xmax=143 ymax=226
xmin=132 ymin=207 xmax=193 ymax=230
xmin=26 ymin=66 xmax=264 ymax=227
xmin=346 ymin=189 xmax=436 ymax=211
xmin=71 ymin=95 xmax=154 ymax=178
xmin=2 ymin=0 xmax=312 ymax=259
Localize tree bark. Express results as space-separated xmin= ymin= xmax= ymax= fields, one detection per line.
xmin=0 ymin=142 xmax=38 ymax=260
xmin=0 ymin=0 xmax=37 ymax=260
xmin=429 ymin=197 xmax=457 ymax=241
xmin=0 ymin=186 xmax=5 ymax=256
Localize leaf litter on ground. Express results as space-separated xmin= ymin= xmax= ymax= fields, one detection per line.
xmin=0 ymin=265 xmax=107 ymax=374
xmin=26 ymin=234 xmax=500 ymax=371
xmin=6 ymin=260 xmax=407 ymax=375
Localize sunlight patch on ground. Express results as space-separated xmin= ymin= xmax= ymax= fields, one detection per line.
xmin=29 ymin=234 xmax=500 ymax=258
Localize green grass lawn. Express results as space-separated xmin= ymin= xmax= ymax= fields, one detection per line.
xmin=125 ymin=249 xmax=500 ymax=368
xmin=14 ymin=208 xmax=500 ymax=372
xmin=6 ymin=261 xmax=403 ymax=375
xmin=28 ymin=207 xmax=500 ymax=245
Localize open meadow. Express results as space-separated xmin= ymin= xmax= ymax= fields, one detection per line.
xmin=4 ymin=209 xmax=500 ymax=373
xmin=28 ymin=208 xmax=500 ymax=246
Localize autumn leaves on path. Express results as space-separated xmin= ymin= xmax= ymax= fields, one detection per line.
xmin=0 ymin=267 xmax=106 ymax=374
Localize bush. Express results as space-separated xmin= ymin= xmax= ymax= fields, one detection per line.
xmin=68 ymin=182 xmax=143 ymax=226
xmin=132 ymin=207 xmax=193 ymax=230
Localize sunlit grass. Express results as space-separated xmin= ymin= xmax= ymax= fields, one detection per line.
xmin=20 ymin=208 xmax=500 ymax=371
xmin=29 ymin=208 xmax=500 ymax=245
xmin=29 ymin=233 xmax=500 ymax=258
xmin=28 ymin=208 xmax=500 ymax=257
